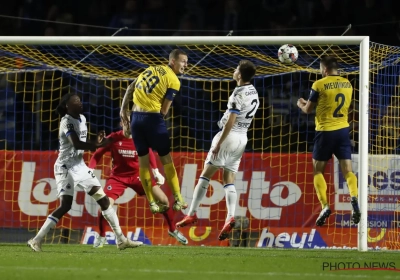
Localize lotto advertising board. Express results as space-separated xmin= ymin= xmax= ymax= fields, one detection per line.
xmin=0 ymin=151 xmax=327 ymax=229
xmin=2 ymin=151 xmax=397 ymax=248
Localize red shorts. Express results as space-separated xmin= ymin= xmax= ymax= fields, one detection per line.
xmin=104 ymin=175 xmax=155 ymax=200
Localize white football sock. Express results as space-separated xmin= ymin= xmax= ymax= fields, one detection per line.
xmin=188 ymin=177 xmax=210 ymax=216
xmin=102 ymin=206 xmax=127 ymax=243
xmin=34 ymin=215 xmax=59 ymax=241
xmin=224 ymin=184 xmax=237 ymax=222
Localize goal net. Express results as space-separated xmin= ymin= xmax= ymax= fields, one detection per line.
xmin=0 ymin=36 xmax=397 ymax=250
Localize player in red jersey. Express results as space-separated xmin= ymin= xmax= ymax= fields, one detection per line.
xmin=89 ymin=120 xmax=188 ymax=247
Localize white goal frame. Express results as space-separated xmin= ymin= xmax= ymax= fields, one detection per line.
xmin=0 ymin=35 xmax=370 ymax=251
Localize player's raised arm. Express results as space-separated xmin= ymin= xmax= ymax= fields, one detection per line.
xmin=122 ymin=118 xmax=132 ymax=138
xmin=120 ymin=79 xmax=136 ymax=124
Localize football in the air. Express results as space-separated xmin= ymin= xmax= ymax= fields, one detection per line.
xmin=278 ymin=44 xmax=298 ymax=64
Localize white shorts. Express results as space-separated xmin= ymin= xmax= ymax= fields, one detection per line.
xmin=205 ymin=131 xmax=247 ymax=173
xmin=54 ymin=161 xmax=101 ymax=197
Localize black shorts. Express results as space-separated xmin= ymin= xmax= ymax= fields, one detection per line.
xmin=312 ymin=127 xmax=352 ymax=161
xmin=130 ymin=112 xmax=171 ymax=157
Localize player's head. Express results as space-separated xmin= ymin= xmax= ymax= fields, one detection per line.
xmin=320 ymin=56 xmax=339 ymax=77
xmin=56 ymin=93 xmax=83 ymax=117
xmin=169 ymin=49 xmax=188 ymax=75
xmin=233 ymin=60 xmax=256 ymax=83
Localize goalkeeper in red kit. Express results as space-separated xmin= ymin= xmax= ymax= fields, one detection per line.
xmin=89 ymin=119 xmax=188 ymax=247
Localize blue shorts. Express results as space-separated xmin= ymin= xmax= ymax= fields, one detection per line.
xmin=130 ymin=112 xmax=171 ymax=157
xmin=312 ymin=127 xmax=352 ymax=161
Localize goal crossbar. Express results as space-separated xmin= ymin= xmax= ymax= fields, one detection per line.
xmin=0 ymin=36 xmax=368 ymax=45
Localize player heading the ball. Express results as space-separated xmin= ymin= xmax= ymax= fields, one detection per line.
xmin=120 ymin=49 xmax=188 ymax=214
xmin=297 ymin=56 xmax=361 ymax=227
xmin=176 ymin=60 xmax=259 ymax=241
xmin=28 ymin=93 xmax=142 ymax=252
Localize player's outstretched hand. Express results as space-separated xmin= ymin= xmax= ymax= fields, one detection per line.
xmin=297 ymin=98 xmax=307 ymax=108
xmin=95 ymin=132 xmax=113 ymax=148
xmin=97 ymin=130 xmax=106 ymax=143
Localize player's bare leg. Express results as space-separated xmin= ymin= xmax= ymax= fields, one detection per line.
xmin=159 ymin=153 xmax=187 ymax=211
xmin=152 ymin=185 xmax=169 ymax=212
xmin=28 ymin=195 xmax=72 ymax=252
xmin=153 ymin=185 xmax=188 ymax=245
xmin=313 ymin=160 xmax=331 ymax=226
xmin=176 ymin=164 xmax=218 ymax=228
xmin=89 ymin=186 xmax=142 ymax=249
xmin=339 ymin=159 xmax=360 ymax=224
xmin=138 ymin=155 xmax=160 ymax=213
xmin=218 ymin=169 xmax=237 ymax=241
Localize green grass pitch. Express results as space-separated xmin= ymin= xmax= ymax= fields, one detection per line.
xmin=1 ymin=244 xmax=399 ymax=280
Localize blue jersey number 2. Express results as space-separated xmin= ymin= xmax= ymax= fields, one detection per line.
xmin=136 ymin=70 xmax=160 ymax=94
xmin=333 ymin=93 xmax=345 ymax=118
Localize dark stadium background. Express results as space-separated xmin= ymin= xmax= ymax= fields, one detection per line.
xmin=0 ymin=0 xmax=396 ymax=153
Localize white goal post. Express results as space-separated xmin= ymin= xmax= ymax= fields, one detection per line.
xmin=0 ymin=35 xmax=370 ymax=251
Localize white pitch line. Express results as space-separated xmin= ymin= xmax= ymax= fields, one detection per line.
xmin=1 ymin=266 xmax=400 ymax=279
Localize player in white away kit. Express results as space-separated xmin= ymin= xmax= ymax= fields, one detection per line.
xmin=27 ymin=93 xmax=142 ymax=252
xmin=176 ymin=60 xmax=259 ymax=240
